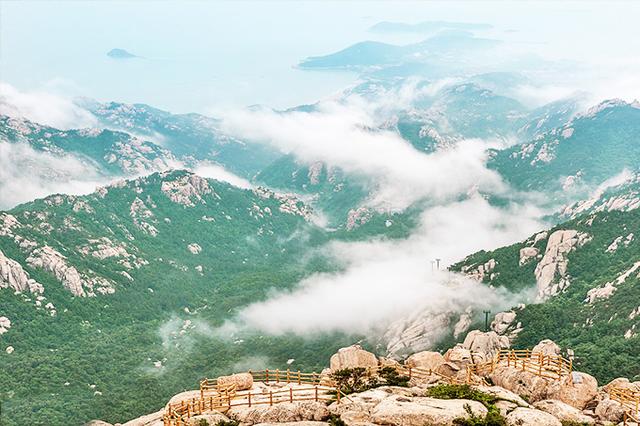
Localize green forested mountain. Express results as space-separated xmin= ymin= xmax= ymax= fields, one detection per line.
xmin=451 ymin=206 xmax=640 ymax=383
xmin=0 ymin=114 xmax=175 ymax=176
xmin=490 ymin=100 xmax=640 ymax=198
xmin=0 ymin=170 xmax=357 ymax=425
xmin=81 ymin=100 xmax=281 ymax=177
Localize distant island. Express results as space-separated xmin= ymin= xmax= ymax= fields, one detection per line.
xmin=106 ymin=48 xmax=138 ymax=59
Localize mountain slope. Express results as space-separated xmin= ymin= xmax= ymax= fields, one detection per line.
xmin=452 ymin=206 xmax=640 ymax=382
xmin=0 ymin=170 xmax=352 ymax=426
xmin=83 ymin=101 xmax=281 ymax=177
xmin=490 ymin=100 xmax=640 ymax=198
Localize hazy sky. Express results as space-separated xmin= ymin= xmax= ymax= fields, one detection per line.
xmin=1 ymin=1 xmax=639 ymax=113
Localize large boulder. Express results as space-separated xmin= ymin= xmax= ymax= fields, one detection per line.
xmin=489 ymin=365 xmax=560 ymax=403
xmin=436 ymin=362 xmax=461 ymax=378
xmin=603 ymin=377 xmax=640 ymax=393
xmin=594 ymin=398 xmax=626 ymax=423
xmin=491 ymin=311 xmax=517 ymax=335
xmin=405 ymin=351 xmax=445 ymax=371
xmin=532 ymin=339 xmax=561 ymax=357
xmin=550 ymin=372 xmax=598 ymax=410
xmin=217 ymin=372 xmax=254 ymax=391
xmin=443 ymin=345 xmax=473 ymax=366
xmin=505 ymin=407 xmax=562 ymax=426
xmin=533 ymin=400 xmax=595 ymax=425
xmin=330 ymin=345 xmax=378 ymax=371
xmin=370 ymin=395 xmax=488 ymax=426
xmin=461 ymin=330 xmax=509 ymax=361
xmin=227 ymin=401 xmax=329 ymax=425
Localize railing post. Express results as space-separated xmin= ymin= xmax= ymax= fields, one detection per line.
xmin=269 ymin=391 xmax=273 ymax=406
xmin=248 ymin=392 xmax=252 ymax=407
xmin=298 ymin=370 xmax=301 ymax=385
xmin=315 ymin=386 xmax=318 ymax=401
xmin=337 ymin=390 xmax=341 ymax=403
xmin=287 ymin=368 xmax=290 ymax=383
xmin=266 ymin=368 xmax=269 ymax=383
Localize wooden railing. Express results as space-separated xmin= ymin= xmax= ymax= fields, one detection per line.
xmin=164 ymin=348 xmax=574 ymax=426
xmin=164 ymin=371 xmax=341 ymax=426
xmin=164 ymin=383 xmax=237 ymax=426
xmin=249 ymin=369 xmax=326 ymax=385
xmin=610 ymin=387 xmax=640 ymax=425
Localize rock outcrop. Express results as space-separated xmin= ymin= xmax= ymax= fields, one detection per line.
xmin=404 ymin=351 xmax=445 ymax=371
xmin=217 ymin=372 xmax=254 ymax=391
xmin=329 ymin=345 xmax=378 ymax=371
xmin=534 ymin=229 xmax=590 ymax=299
xmin=533 ymin=399 xmax=595 ymax=425
xmin=370 ymin=395 xmax=488 ymax=426
xmin=505 ymin=407 xmax=562 ymax=426
xmin=228 ymin=401 xmax=329 ymax=425
xmin=460 ymin=330 xmax=509 ymax=362
xmin=0 ymin=249 xmax=44 ymax=294
xmin=26 ymin=246 xmax=114 ymax=297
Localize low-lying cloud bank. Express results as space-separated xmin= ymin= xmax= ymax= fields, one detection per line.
xmin=218 ymin=196 xmax=544 ymax=341
xmin=214 ymin=92 xmax=546 ymax=347
xmin=0 ymin=142 xmax=106 ymax=209
xmin=0 ymin=82 xmax=97 ymax=129
xmin=222 ymin=98 xmax=508 ymax=211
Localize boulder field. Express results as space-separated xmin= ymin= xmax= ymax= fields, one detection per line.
xmin=89 ymin=330 xmax=639 ymax=426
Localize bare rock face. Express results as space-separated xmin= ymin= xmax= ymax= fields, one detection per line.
xmin=404 ymin=351 xmax=445 ymax=371
xmin=187 ymin=243 xmax=202 ymax=255
xmin=443 ymin=345 xmax=473 ymax=366
xmin=519 ymin=246 xmax=539 ymax=265
xmin=491 ymin=311 xmax=517 ymax=335
xmin=534 ymin=229 xmax=590 ymax=299
xmin=26 ymin=246 xmax=114 ymax=297
xmin=489 ymin=365 xmax=561 ymax=403
xmin=217 ymin=372 xmax=254 ymax=391
xmin=384 ymin=311 xmax=452 ymax=358
xmin=0 ymin=249 xmax=44 ymax=294
xmin=532 ymin=339 xmax=561 ymax=357
xmin=505 ymin=407 xmax=562 ymax=426
xmin=0 ymin=316 xmax=11 ymax=335
xmin=603 ymin=377 xmax=640 ymax=393
xmin=370 ymin=396 xmax=488 ymax=426
xmin=594 ymin=398 xmax=625 ymax=423
xmin=330 ymin=345 xmax=378 ymax=371
xmin=550 ymin=372 xmax=598 ymax=410
xmin=533 ymin=399 xmax=595 ymax=425
xmin=161 ymin=173 xmax=214 ymax=207
xmin=461 ymin=330 xmax=510 ymax=362
xmin=227 ymin=401 xmax=329 ymax=425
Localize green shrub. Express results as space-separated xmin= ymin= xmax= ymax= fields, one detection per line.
xmin=328 ymin=414 xmax=347 ymax=426
xmin=215 ymin=420 xmax=239 ymax=426
xmin=378 ymin=366 xmax=410 ymax=387
xmin=428 ymin=385 xmax=507 ymax=426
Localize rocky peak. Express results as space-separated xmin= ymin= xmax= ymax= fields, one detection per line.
xmin=534 ymin=229 xmax=591 ymax=299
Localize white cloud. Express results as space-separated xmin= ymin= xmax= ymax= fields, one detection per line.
xmin=222 ymin=98 xmax=507 ymax=210
xmin=192 ymin=162 xmax=253 ymax=189
xmin=0 ymin=82 xmax=96 ymax=129
xmin=0 ymin=142 xmax=106 ymax=209
xmin=220 ymin=196 xmax=544 ymax=339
